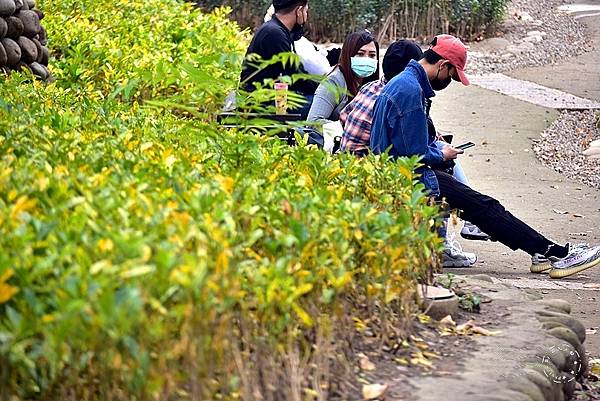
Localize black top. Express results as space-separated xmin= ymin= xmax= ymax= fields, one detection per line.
xmin=240 ymin=16 xmax=318 ymax=96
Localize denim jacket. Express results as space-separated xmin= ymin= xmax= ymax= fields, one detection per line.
xmin=369 ymin=60 xmax=444 ymax=196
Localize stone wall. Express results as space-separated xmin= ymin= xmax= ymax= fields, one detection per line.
xmin=0 ymin=0 xmax=50 ymax=80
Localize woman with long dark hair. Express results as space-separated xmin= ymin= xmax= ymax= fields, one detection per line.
xmin=307 ymin=30 xmax=379 ymax=123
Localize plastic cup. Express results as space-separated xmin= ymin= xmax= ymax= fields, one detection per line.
xmin=274 ymin=82 xmax=288 ymax=115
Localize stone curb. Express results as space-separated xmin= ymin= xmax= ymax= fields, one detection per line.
xmin=409 ymin=274 xmax=589 ymax=401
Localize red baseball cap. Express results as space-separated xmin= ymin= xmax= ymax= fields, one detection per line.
xmin=430 ymin=34 xmax=470 ymax=86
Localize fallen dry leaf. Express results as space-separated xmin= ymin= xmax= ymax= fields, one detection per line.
xmin=456 ymin=320 xmax=475 ymax=332
xmin=439 ymin=315 xmax=456 ymax=326
xmin=410 ymin=352 xmax=433 ymax=368
xmin=470 ymin=326 xmax=501 ymax=336
xmin=590 ymin=359 xmax=600 ymax=375
xmin=362 ymin=383 xmax=389 ymax=400
xmin=359 ymin=354 xmax=376 ymax=371
xmin=573 ymin=213 xmax=585 ymax=218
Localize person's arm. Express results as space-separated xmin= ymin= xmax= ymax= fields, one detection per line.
xmin=396 ymin=107 xmax=444 ymax=165
xmin=307 ymin=72 xmax=346 ymax=122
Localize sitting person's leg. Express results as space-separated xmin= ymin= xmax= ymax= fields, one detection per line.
xmin=434 ymin=140 xmax=489 ymax=241
xmin=435 ymin=170 xmax=600 ymax=278
xmin=434 ymin=170 xmax=559 ymax=256
xmin=452 ymin=160 xmax=490 ymax=241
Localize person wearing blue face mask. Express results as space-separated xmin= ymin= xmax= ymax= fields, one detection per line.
xmin=307 ymin=30 xmax=380 ymax=124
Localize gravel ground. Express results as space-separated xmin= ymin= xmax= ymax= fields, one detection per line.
xmin=467 ymin=0 xmax=592 ymax=74
xmin=533 ymin=110 xmax=600 ymax=189
xmin=469 ymin=0 xmax=599 ymax=190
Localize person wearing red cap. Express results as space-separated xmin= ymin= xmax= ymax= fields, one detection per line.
xmin=240 ymin=0 xmax=318 ymax=118
xmin=369 ymin=34 xmax=600 ymax=278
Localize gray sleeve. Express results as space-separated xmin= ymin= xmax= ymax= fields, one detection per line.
xmin=307 ymin=69 xmax=347 ymax=123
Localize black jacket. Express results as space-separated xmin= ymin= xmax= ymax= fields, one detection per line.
xmin=240 ymin=16 xmax=318 ymax=96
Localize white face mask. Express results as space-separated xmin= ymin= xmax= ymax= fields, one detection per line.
xmin=350 ymin=57 xmax=378 ymax=78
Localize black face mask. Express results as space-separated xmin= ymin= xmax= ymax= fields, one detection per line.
xmin=430 ymin=65 xmax=452 ymax=91
xmin=291 ymin=23 xmax=304 ymax=41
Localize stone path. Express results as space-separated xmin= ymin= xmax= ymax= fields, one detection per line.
xmin=469 ymin=73 xmax=600 ymax=109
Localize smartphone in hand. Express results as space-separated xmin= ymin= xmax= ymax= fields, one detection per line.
xmin=455 ymin=142 xmax=476 ymax=150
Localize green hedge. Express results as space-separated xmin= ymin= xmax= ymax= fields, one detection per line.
xmin=0 ymin=2 xmax=441 ymax=400
xmin=199 ymin=0 xmax=509 ymax=42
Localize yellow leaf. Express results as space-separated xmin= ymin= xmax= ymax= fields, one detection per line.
xmin=590 ymin=358 xmax=600 ymax=375
xmin=0 ymin=269 xmax=18 ymax=304
xmin=36 ymin=175 xmax=50 ymax=191
xmin=140 ymin=245 xmax=152 ymax=262
xmin=216 ymin=175 xmax=235 ymax=194
xmin=353 ymin=317 xmax=367 ymax=331
xmin=90 ymin=259 xmax=112 ymax=275
xmin=97 ymin=238 xmax=114 ymax=252
xmin=292 ymin=283 xmax=313 ymax=298
xmin=291 ymin=302 xmax=313 ymax=327
xmin=11 ymin=195 xmax=37 ymax=222
xmin=394 ymin=357 xmax=409 ymax=365
xmin=410 ymin=352 xmax=433 ymax=367
xmin=216 ymin=251 xmax=229 ymax=273
xmin=42 ymin=314 xmax=56 ymax=323
xmin=120 ymin=264 xmax=155 ymax=279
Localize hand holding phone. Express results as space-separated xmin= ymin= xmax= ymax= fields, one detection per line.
xmin=442 ymin=145 xmax=464 ymax=161
xmin=455 ymin=141 xmax=476 ymax=150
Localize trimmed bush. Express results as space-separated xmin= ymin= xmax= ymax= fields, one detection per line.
xmin=0 ymin=1 xmax=441 ymax=400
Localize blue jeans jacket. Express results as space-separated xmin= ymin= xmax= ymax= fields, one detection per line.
xmin=370 ymin=60 xmax=444 ymax=196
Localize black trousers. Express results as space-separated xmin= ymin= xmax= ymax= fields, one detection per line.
xmin=434 ymin=171 xmax=553 ymax=256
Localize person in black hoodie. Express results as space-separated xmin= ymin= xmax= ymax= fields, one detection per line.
xmin=240 ymin=0 xmax=318 ymax=118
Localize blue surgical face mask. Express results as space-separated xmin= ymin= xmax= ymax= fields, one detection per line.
xmin=351 ymin=56 xmax=378 ymax=78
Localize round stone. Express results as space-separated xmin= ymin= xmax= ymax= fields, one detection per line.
xmin=1 ymin=37 xmax=20 ymax=65
xmin=16 ymin=35 xmax=36 ymax=63
xmin=0 ymin=16 xmax=7 ymax=38
xmin=0 ymin=41 xmax=7 ymax=66
xmin=28 ymin=60 xmax=47 ymax=79
xmin=37 ymin=43 xmax=47 ymax=65
xmin=6 ymin=16 xmax=23 ymax=39
xmin=17 ymin=10 xmax=39 ymax=37
xmin=537 ymin=310 xmax=586 ymax=343
xmin=534 ymin=299 xmax=572 ymax=314
xmin=0 ymin=0 xmax=16 ymax=17
xmin=37 ymin=24 xmax=45 ymax=45
xmin=523 ymin=368 xmax=561 ymax=401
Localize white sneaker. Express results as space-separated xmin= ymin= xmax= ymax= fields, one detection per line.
xmin=460 ymin=222 xmax=491 ymax=241
xmin=530 ymin=253 xmax=551 ymax=273
xmin=549 ymin=244 xmax=600 ymax=279
xmin=443 ymin=237 xmax=477 ymax=268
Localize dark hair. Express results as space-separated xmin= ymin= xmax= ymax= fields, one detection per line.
xmin=326 ymin=47 xmax=342 ymax=67
xmin=382 ymin=40 xmax=423 ymax=81
xmin=422 ymin=49 xmax=444 ymax=65
xmin=338 ymin=30 xmax=380 ymax=97
xmin=276 ymin=0 xmax=308 ymax=14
